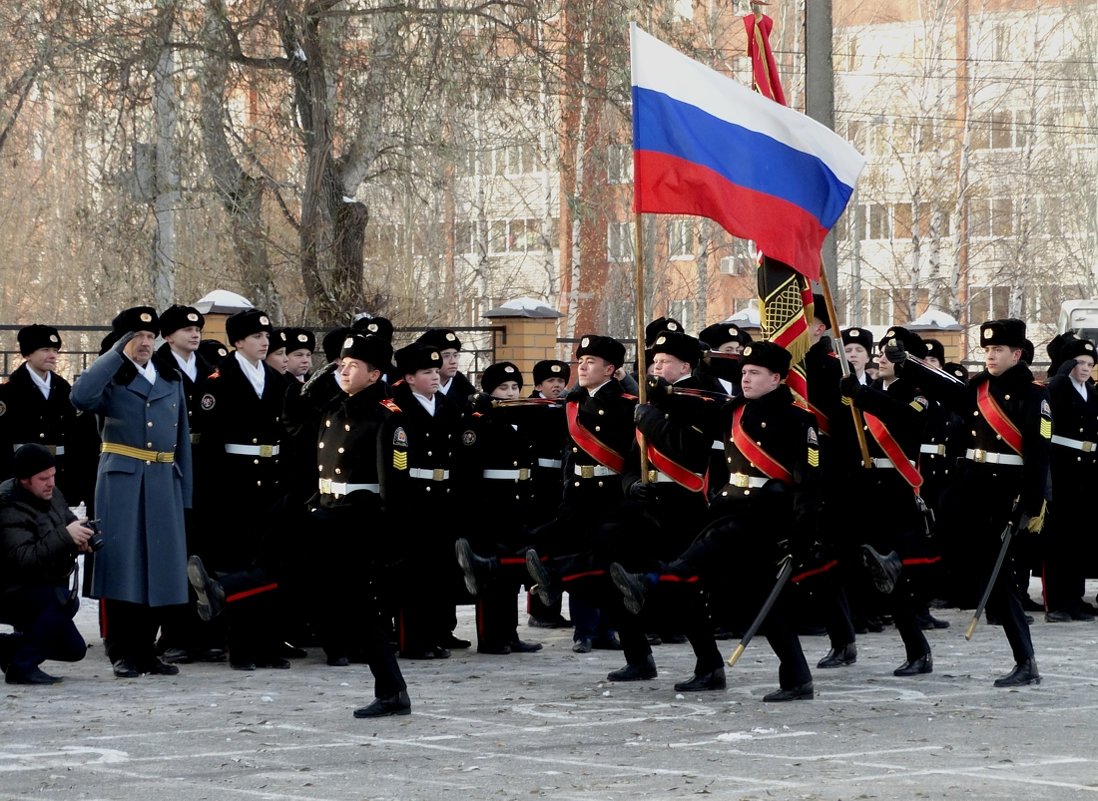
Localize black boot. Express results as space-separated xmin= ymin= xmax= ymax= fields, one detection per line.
xmin=862 ymin=544 xmax=902 ymax=594
xmin=187 ymin=555 xmax=226 ymax=622
xmin=353 ymin=690 xmax=411 ymax=718
xmin=816 ymin=643 xmax=857 ymax=669
xmin=455 ymin=538 xmax=496 ymax=596
xmin=525 ymin=549 xmax=560 ymax=605
xmin=993 ymin=657 xmax=1040 ymax=688
xmin=610 ymin=562 xmax=649 ymax=615
xmin=893 ymin=653 xmax=933 ymax=676
xmin=674 ymin=667 xmax=726 ymax=692
xmin=606 ymin=654 xmax=657 ymax=682
xmin=763 ymin=682 xmax=814 ymax=702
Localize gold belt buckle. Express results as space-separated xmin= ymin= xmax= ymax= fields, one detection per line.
xmin=972 ymin=449 xmax=986 ymax=463
xmin=580 ymin=465 xmax=595 ymax=479
xmin=157 ymin=451 xmax=173 ymax=463
xmin=935 ymin=444 xmax=946 ymax=456
xmin=319 ymin=478 xmax=332 ymax=494
xmin=518 ymin=468 xmax=530 ymax=481
xmin=731 ymin=473 xmax=750 ymax=488
xmin=1084 ymin=441 xmax=1095 ymax=453
xmin=259 ymin=444 xmax=274 ymax=458
xmin=433 ymin=468 xmax=446 ymax=481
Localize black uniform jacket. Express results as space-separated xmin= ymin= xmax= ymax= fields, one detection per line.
xmin=560 ymin=378 xmax=637 ymax=517
xmin=313 ymin=381 xmax=389 ymax=511
xmin=377 ymin=382 xmax=460 ymax=513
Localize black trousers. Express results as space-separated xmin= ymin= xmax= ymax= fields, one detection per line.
xmin=101 ymin=598 xmax=173 ymax=667
xmin=1 ymin=586 xmax=87 ymax=673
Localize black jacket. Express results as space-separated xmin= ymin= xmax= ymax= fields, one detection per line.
xmin=0 ymin=477 xmax=78 ymax=596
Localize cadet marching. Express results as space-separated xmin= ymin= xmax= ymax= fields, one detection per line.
xmin=2 ymin=305 xmax=1095 ymax=718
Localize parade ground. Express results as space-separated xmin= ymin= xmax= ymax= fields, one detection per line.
xmin=3 ymin=581 xmax=1097 ymax=801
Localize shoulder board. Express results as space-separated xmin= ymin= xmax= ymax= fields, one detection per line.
xmin=621 ymin=393 xmax=638 ymax=401
xmin=208 ymin=370 xmax=220 ymax=380
xmin=910 ymin=396 xmax=929 ymax=411
xmin=380 ymin=398 xmax=402 ymax=413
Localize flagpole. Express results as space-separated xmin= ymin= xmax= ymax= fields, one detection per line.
xmin=634 ymin=212 xmax=651 ymax=483
xmin=817 ymin=269 xmax=872 ymax=469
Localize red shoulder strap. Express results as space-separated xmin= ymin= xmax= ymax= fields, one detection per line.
xmin=380 ymin=398 xmax=402 ymax=413
xmin=731 ymin=405 xmax=793 ymax=483
xmin=863 ymin=411 xmax=923 ymax=490
xmin=976 ymin=382 xmax=1023 ymax=454
xmin=566 ymin=400 xmax=626 ymax=473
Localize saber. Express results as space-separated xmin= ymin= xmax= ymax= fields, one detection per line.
xmin=965 ymin=501 xmax=1021 ymax=640
xmin=727 ymin=554 xmax=793 ymax=667
xmin=490 ymin=398 xmax=560 ymax=407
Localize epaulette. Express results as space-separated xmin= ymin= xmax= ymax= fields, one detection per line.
xmin=380 ymin=398 xmax=402 ymax=413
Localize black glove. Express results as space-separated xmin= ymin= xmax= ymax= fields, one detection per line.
xmin=883 ymin=341 xmax=907 ymax=365
xmin=645 ymin=374 xmax=672 ymax=398
xmin=628 ymin=480 xmax=657 ymax=503
xmin=839 ymin=373 xmax=860 ymax=399
xmin=111 ymin=330 xmax=136 ymax=354
xmin=469 ymin=392 xmax=495 ymax=414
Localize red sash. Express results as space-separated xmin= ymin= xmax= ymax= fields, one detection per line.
xmin=566 ymin=401 xmax=626 ymax=473
xmin=636 ymin=431 xmax=706 ymax=493
xmin=863 ymin=411 xmax=923 ymax=490
xmin=731 ymin=406 xmax=792 ymax=483
xmin=976 ymin=382 xmax=1023 ymax=454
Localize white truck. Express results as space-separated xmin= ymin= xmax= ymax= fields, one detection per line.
xmin=1058 ymin=299 xmax=1098 ymax=343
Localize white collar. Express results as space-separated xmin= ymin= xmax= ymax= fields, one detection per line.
xmin=235 ymin=351 xmax=266 ymax=398
xmin=439 ymin=376 xmax=453 ymax=394
xmin=412 ymin=391 xmax=436 ymax=416
xmin=128 ymin=356 xmax=157 ymax=386
xmin=27 ymin=366 xmax=52 ymax=399
xmin=587 ymin=380 xmax=611 ymax=397
xmin=172 ymin=350 xmax=197 ymax=382
xmin=1072 ymin=376 xmax=1089 ymax=399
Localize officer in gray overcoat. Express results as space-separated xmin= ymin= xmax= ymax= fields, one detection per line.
xmin=71 ymin=306 xmax=192 ymax=678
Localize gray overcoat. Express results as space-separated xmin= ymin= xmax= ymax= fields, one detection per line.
xmin=71 ymin=346 xmax=192 ymax=606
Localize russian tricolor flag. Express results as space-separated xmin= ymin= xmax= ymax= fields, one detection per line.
xmin=630 ymin=25 xmax=865 ymax=280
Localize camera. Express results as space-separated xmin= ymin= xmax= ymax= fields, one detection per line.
xmin=86 ymin=519 xmax=106 ymax=552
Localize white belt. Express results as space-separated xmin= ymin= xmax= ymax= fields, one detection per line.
xmin=872 ymin=457 xmax=916 ymax=469
xmin=964 ymin=448 xmax=1023 ymax=466
xmin=14 ymin=444 xmax=64 ymax=455
xmin=574 ymin=464 xmax=618 ymax=478
xmin=728 ymin=472 xmax=769 ymax=489
xmin=919 ymin=443 xmax=946 ymax=456
xmin=537 ymin=458 xmax=562 ymax=469
xmin=1051 ymin=434 xmax=1097 ymax=453
xmin=409 ymin=467 xmax=449 ymax=481
xmin=483 ymin=468 xmax=531 ymax=480
xmin=711 ymin=439 xmax=724 ymax=451
xmin=225 ymin=443 xmax=280 ymax=457
xmin=319 ymin=478 xmax=379 ymax=496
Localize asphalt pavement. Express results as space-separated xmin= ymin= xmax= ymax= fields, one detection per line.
xmin=2 ymin=580 xmax=1097 ymax=801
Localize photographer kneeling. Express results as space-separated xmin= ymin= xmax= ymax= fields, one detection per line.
xmin=0 ymin=444 xmax=90 ymax=684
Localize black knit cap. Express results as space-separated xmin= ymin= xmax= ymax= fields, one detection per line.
xmin=394 ymin=343 xmax=443 ymax=375
xmin=532 ymin=359 xmax=570 ymax=385
xmin=841 ymin=327 xmax=873 ymax=351
xmin=340 ymin=333 xmax=393 ymax=370
xmin=644 ymin=317 xmax=683 ymax=347
xmin=17 ymin=324 xmax=62 ymax=356
xmin=159 ymin=305 xmax=205 ymax=337
xmin=13 ymin=443 xmax=55 ymax=480
xmin=879 ymin=326 xmax=927 ymax=359
xmin=575 ymin=334 xmax=626 ymax=368
xmin=740 ymin=340 xmax=792 ymax=378
xmin=649 ymin=330 xmax=703 ymax=367
xmin=112 ymin=306 xmax=160 ymax=337
xmin=416 ymin=328 xmax=462 ymax=352
xmin=353 ymin=316 xmax=394 ymax=343
xmin=698 ymin=322 xmax=751 ymax=350
xmin=282 ymin=327 xmax=316 ymax=354
xmin=481 ymin=361 xmax=523 ymax=394
xmin=979 ymin=318 xmax=1026 ymax=349
xmin=225 ymin=309 xmax=273 ymax=344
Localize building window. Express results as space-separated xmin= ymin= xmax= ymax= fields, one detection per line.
xmin=668 ymin=219 xmax=694 ymax=259
xmin=668 ymin=299 xmax=697 ymax=332
xmin=607 ymin=144 xmax=632 ymax=184
xmin=608 ymin=221 xmax=635 ymax=263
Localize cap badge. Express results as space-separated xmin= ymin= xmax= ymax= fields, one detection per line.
xmin=504 ymin=366 xmax=515 ymax=373
xmin=581 ymin=337 xmax=590 ymax=348
xmin=49 ymin=334 xmax=59 ymax=343
xmin=445 ymin=332 xmax=457 ymax=341
xmin=850 ymin=329 xmax=860 ymax=337
xmin=431 ymin=351 xmax=439 ymax=360
xmin=728 ymin=327 xmax=738 ymax=335
xmin=187 ymin=313 xmax=199 ymax=322
xmin=367 ymin=323 xmax=378 ymax=332
xmin=140 ymin=313 xmax=152 ymax=322
xmin=655 ymin=336 xmax=666 ymax=346
xmin=667 ymin=322 xmax=679 ymax=331
xmin=982 ymin=328 xmax=993 ymax=339
xmin=551 ymin=365 xmax=561 ymax=373
xmin=297 ymin=334 xmax=308 ymax=343
xmin=343 ymin=337 xmax=354 ymax=349
xmin=259 ymin=315 xmax=270 ymax=326
xmin=743 ymin=346 xmax=753 ymax=356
